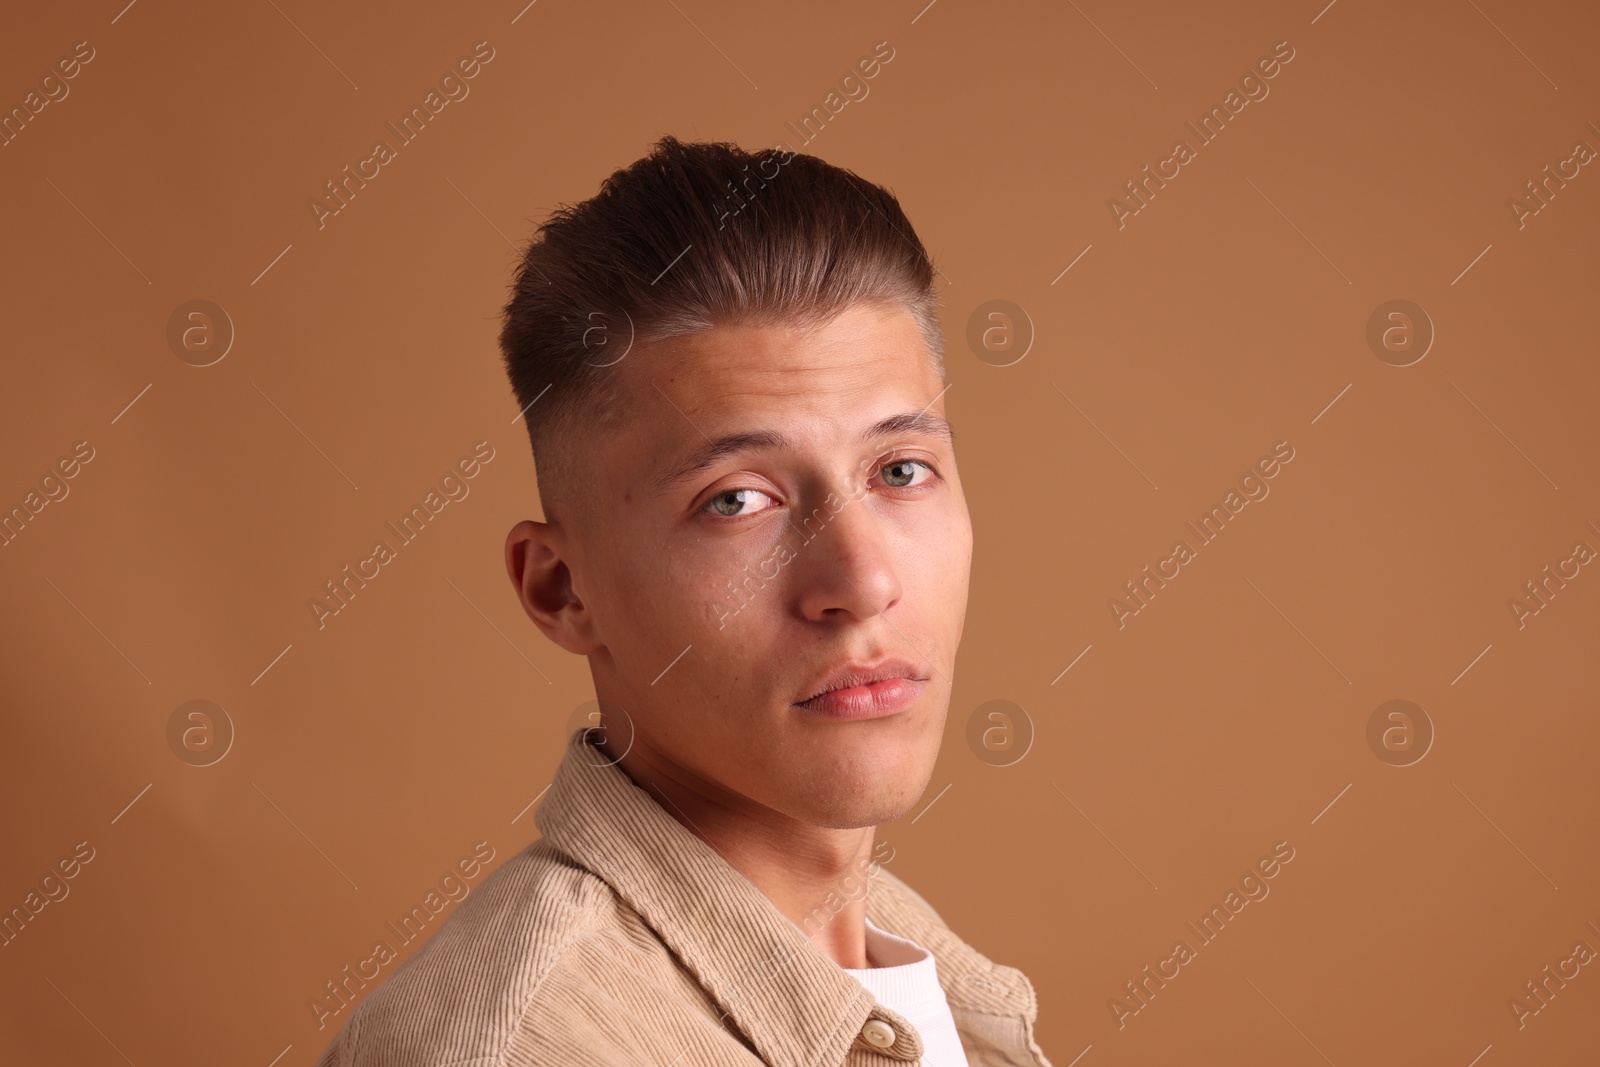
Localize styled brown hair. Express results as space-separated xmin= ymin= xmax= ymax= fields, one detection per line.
xmin=497 ymin=134 xmax=944 ymax=523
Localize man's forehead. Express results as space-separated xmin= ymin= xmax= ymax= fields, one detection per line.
xmin=600 ymin=305 xmax=946 ymax=496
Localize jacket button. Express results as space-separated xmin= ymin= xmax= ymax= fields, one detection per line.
xmin=861 ymin=1019 xmax=897 ymax=1049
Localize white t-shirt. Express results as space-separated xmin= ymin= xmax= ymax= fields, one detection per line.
xmin=840 ymin=916 xmax=971 ymax=1067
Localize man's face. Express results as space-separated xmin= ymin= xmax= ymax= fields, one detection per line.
xmin=569 ymin=300 xmax=972 ymax=830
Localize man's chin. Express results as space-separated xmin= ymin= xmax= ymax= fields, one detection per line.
xmin=782 ymin=762 xmax=939 ymax=829
xmin=734 ymin=718 xmax=943 ymax=824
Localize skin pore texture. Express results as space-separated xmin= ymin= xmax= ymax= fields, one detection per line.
xmin=503 ymin=301 xmax=973 ymax=970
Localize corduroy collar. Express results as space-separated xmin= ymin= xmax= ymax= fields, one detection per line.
xmin=534 ymin=726 xmax=1038 ymax=1067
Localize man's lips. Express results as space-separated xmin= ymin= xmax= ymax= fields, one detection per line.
xmin=797 ymin=657 xmax=927 ymax=704
xmin=794 ymin=677 xmax=925 ymax=720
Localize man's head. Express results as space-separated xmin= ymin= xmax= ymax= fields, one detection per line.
xmin=499 ymin=135 xmax=971 ymax=831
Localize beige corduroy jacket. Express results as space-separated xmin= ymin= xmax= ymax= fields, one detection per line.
xmin=312 ymin=726 xmax=1053 ymax=1066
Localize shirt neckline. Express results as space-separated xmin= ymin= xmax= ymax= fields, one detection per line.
xmin=841 ymin=915 xmax=933 ymax=971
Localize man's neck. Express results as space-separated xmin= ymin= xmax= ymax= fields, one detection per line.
xmin=599 ymin=732 xmax=878 ymax=969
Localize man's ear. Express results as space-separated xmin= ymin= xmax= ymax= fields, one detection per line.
xmin=504 ymin=519 xmax=602 ymax=655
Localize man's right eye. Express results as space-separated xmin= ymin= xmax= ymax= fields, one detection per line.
xmin=701 ymin=488 xmax=779 ymax=520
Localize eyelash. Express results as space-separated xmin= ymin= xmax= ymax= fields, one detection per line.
xmin=698 ymin=454 xmax=941 ymax=522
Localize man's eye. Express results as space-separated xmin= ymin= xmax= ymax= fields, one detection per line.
xmin=702 ymin=488 xmax=778 ymax=519
xmin=878 ymin=459 xmax=935 ymax=489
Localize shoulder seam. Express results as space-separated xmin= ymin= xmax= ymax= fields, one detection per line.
xmin=495 ymin=875 xmax=618 ymax=1065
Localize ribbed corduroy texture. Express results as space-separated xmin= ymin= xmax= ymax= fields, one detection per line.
xmin=312 ymin=727 xmax=1053 ymax=1067
xmin=842 ymin=918 xmax=970 ymax=1067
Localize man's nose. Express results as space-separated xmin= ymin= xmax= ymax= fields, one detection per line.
xmin=792 ymin=492 xmax=903 ymax=622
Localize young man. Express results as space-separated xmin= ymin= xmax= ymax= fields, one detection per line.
xmin=313 ymin=136 xmax=1051 ymax=1066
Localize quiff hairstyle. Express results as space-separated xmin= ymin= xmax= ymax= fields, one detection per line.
xmin=497 ymin=134 xmax=944 ymax=525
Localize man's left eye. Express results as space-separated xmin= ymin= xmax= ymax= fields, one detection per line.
xmin=879 ymin=459 xmax=934 ymax=488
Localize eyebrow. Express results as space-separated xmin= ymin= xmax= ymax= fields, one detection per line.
xmin=650 ymin=409 xmax=956 ymax=496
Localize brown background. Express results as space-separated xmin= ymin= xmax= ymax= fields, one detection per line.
xmin=2 ymin=0 xmax=1597 ymax=1064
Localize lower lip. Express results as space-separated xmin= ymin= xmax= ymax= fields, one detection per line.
xmin=796 ymin=678 xmax=924 ymax=720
